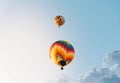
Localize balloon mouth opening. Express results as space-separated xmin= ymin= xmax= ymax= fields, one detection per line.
xmin=59 ymin=60 xmax=66 ymax=66
xmin=58 ymin=60 xmax=66 ymax=70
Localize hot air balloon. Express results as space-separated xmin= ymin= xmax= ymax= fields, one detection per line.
xmin=49 ymin=40 xmax=75 ymax=70
xmin=54 ymin=15 xmax=65 ymax=27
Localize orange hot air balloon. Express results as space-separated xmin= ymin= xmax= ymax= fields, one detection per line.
xmin=49 ymin=40 xmax=75 ymax=70
xmin=54 ymin=15 xmax=65 ymax=27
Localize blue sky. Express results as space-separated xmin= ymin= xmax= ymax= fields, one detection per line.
xmin=0 ymin=0 xmax=120 ymax=83
xmin=44 ymin=0 xmax=120 ymax=74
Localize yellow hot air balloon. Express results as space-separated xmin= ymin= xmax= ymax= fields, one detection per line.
xmin=49 ymin=40 xmax=75 ymax=70
xmin=54 ymin=15 xmax=65 ymax=27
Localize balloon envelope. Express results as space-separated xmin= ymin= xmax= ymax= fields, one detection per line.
xmin=54 ymin=15 xmax=65 ymax=27
xmin=49 ymin=40 xmax=75 ymax=70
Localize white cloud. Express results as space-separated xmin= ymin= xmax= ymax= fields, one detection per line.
xmin=103 ymin=51 xmax=120 ymax=76
xmin=79 ymin=68 xmax=120 ymax=83
xmin=103 ymin=51 xmax=120 ymax=67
